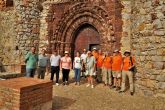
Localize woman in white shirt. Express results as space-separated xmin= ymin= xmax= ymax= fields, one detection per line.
xmin=73 ymin=51 xmax=82 ymax=85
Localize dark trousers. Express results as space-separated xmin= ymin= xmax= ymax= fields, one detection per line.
xmin=50 ymin=66 xmax=60 ymax=83
xmin=62 ymin=68 xmax=70 ymax=82
xmin=38 ymin=67 xmax=46 ymax=79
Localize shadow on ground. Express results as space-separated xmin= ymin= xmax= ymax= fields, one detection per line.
xmin=52 ymin=96 xmax=76 ymax=110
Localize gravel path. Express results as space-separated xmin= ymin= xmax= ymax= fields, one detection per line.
xmin=50 ymin=76 xmax=165 ymax=110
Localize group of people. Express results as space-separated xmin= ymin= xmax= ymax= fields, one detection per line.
xmin=25 ymin=46 xmax=136 ymax=96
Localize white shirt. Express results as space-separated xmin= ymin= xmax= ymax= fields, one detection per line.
xmin=50 ymin=54 xmax=61 ymax=66
xmin=81 ymin=53 xmax=87 ymax=62
xmin=74 ymin=57 xmax=82 ymax=69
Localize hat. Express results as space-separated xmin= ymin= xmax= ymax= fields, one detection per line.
xmin=113 ymin=49 xmax=119 ymax=53
xmin=124 ymin=50 xmax=131 ymax=55
xmin=64 ymin=51 xmax=69 ymax=54
xmin=93 ymin=47 xmax=97 ymax=50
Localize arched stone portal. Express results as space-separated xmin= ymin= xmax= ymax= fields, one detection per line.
xmin=51 ymin=2 xmax=115 ymax=56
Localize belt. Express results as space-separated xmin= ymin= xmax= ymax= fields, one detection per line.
xmin=39 ymin=66 xmax=46 ymax=68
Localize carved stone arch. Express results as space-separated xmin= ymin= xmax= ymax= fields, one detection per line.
xmin=53 ymin=3 xmax=114 ymax=54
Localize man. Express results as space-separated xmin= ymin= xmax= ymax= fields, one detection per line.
xmin=25 ymin=47 xmax=38 ymax=77
xmin=37 ymin=49 xmax=49 ymax=79
xmin=96 ymin=49 xmax=104 ymax=83
xmin=102 ymin=52 xmax=112 ymax=87
xmin=119 ymin=50 xmax=136 ymax=95
xmin=85 ymin=51 xmax=96 ymax=88
xmin=50 ymin=50 xmax=61 ymax=85
xmin=111 ymin=49 xmax=122 ymax=91
xmin=80 ymin=49 xmax=87 ymax=77
xmin=92 ymin=48 xmax=98 ymax=60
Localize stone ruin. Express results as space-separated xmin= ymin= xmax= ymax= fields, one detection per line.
xmin=0 ymin=0 xmax=164 ymax=97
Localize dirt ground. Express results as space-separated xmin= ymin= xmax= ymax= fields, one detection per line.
xmin=43 ymin=72 xmax=165 ymax=110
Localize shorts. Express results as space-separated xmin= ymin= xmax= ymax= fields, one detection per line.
xmin=112 ymin=71 xmax=121 ymax=78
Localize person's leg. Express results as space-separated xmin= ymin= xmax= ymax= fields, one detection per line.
xmin=91 ymin=76 xmax=94 ymax=88
xmin=102 ymin=67 xmax=106 ymax=85
xmin=74 ymin=68 xmax=78 ymax=83
xmin=50 ymin=66 xmax=55 ymax=81
xmin=55 ymin=66 xmax=60 ymax=83
xmin=112 ymin=71 xmax=117 ymax=88
xmin=120 ymin=71 xmax=127 ymax=92
xmin=108 ymin=69 xmax=112 ymax=86
xmin=41 ymin=68 xmax=46 ymax=79
xmin=62 ymin=69 xmax=65 ymax=83
xmin=97 ymin=67 xmax=102 ymax=82
xmin=66 ymin=69 xmax=70 ymax=82
xmin=77 ymin=69 xmax=81 ymax=83
xmin=26 ymin=68 xmax=31 ymax=77
xmin=127 ymin=71 xmax=134 ymax=93
xmin=31 ymin=69 xmax=36 ymax=77
xmin=37 ymin=67 xmax=41 ymax=79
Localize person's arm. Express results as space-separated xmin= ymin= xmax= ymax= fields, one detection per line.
xmin=73 ymin=58 xmax=75 ymax=69
xmin=25 ymin=52 xmax=30 ymax=63
xmin=93 ymin=57 xmax=96 ymax=72
xmin=70 ymin=58 xmax=72 ymax=70
xmin=60 ymin=58 xmax=62 ymax=70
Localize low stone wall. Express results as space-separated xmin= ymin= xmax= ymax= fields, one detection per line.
xmin=0 ymin=77 xmax=53 ymax=110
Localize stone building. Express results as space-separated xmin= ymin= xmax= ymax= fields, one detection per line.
xmin=0 ymin=0 xmax=164 ymax=97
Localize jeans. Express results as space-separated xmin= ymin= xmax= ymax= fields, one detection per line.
xmin=37 ymin=67 xmax=46 ymax=79
xmin=62 ymin=68 xmax=70 ymax=82
xmin=26 ymin=68 xmax=36 ymax=77
xmin=74 ymin=68 xmax=81 ymax=82
xmin=50 ymin=66 xmax=60 ymax=83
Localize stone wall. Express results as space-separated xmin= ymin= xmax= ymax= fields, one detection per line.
xmin=131 ymin=0 xmax=165 ymax=97
xmin=0 ymin=8 xmax=17 ymax=65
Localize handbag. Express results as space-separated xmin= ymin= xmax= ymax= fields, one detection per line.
xmin=129 ymin=57 xmax=137 ymax=73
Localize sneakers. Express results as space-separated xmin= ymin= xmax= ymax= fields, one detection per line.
xmin=86 ymin=84 xmax=90 ymax=87
xmin=91 ymin=85 xmax=94 ymax=88
xmin=65 ymin=81 xmax=69 ymax=85
xmin=56 ymin=83 xmax=59 ymax=86
xmin=116 ymin=87 xmax=121 ymax=91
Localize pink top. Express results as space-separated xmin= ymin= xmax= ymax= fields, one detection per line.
xmin=61 ymin=56 xmax=72 ymax=69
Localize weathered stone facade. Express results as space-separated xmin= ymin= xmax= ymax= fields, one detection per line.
xmin=0 ymin=0 xmax=164 ymax=97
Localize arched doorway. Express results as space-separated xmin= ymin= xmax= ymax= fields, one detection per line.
xmin=71 ymin=23 xmax=100 ymax=58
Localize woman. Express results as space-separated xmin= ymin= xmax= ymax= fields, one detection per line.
xmin=60 ymin=51 xmax=72 ymax=85
xmin=73 ymin=51 xmax=82 ymax=85
xmin=102 ymin=52 xmax=112 ymax=87
xmin=85 ymin=51 xmax=96 ymax=88
xmin=119 ymin=50 xmax=136 ymax=95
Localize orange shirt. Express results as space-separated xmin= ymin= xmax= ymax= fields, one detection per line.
xmin=122 ymin=56 xmax=135 ymax=71
xmin=97 ymin=55 xmax=104 ymax=67
xmin=102 ymin=56 xmax=112 ymax=69
xmin=92 ymin=51 xmax=99 ymax=59
xmin=112 ymin=54 xmax=122 ymax=71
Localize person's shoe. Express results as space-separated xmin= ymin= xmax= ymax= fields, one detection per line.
xmin=130 ymin=92 xmax=134 ymax=96
xmin=56 ymin=83 xmax=59 ymax=86
xmin=116 ymin=87 xmax=121 ymax=91
xmin=91 ymin=85 xmax=94 ymax=88
xmin=75 ymin=82 xmax=77 ymax=85
xmin=65 ymin=81 xmax=69 ymax=85
xmin=62 ymin=82 xmax=65 ymax=86
xmin=86 ymin=84 xmax=90 ymax=87
xmin=110 ymin=86 xmax=116 ymax=89
xmin=119 ymin=91 xmax=125 ymax=93
xmin=77 ymin=82 xmax=80 ymax=86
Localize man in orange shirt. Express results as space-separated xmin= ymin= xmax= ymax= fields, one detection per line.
xmin=102 ymin=52 xmax=112 ymax=86
xmin=111 ymin=49 xmax=122 ymax=91
xmin=119 ymin=50 xmax=136 ymax=95
xmin=96 ymin=49 xmax=104 ymax=83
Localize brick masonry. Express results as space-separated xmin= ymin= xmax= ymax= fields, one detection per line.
xmin=0 ymin=77 xmax=53 ymax=110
